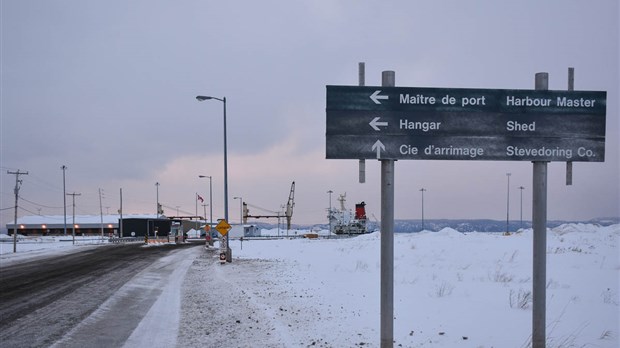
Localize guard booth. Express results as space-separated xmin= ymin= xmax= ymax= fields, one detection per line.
xmin=170 ymin=222 xmax=184 ymax=243
xmin=121 ymin=217 xmax=171 ymax=238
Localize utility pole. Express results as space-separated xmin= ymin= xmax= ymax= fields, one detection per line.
xmin=66 ymin=192 xmax=81 ymax=245
xmin=419 ymin=188 xmax=426 ymax=231
xmin=234 ymin=196 xmax=243 ymax=225
xmin=196 ymin=193 xmax=199 ymax=230
xmin=208 ymin=178 xmax=212 ymax=230
xmin=99 ymin=188 xmax=104 ymax=240
xmin=519 ymin=186 xmax=525 ymax=229
xmin=119 ymin=188 xmax=123 ymax=238
xmin=7 ymin=169 xmax=28 ymax=253
xmin=506 ymin=173 xmax=511 ymax=233
xmin=61 ymin=165 xmax=67 ymax=236
xmin=327 ymin=190 xmax=333 ymax=237
xmin=155 ymin=182 xmax=160 ymax=219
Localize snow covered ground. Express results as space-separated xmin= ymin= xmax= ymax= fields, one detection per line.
xmin=1 ymin=223 xmax=618 ymax=347
xmin=0 ymin=235 xmax=110 ymax=266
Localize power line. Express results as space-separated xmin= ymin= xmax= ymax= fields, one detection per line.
xmin=246 ymin=202 xmax=279 ymax=214
xmin=161 ymin=203 xmax=193 ymax=216
xmin=15 ymin=209 xmax=67 ymax=220
xmin=22 ymin=173 xmax=64 ymax=193
xmin=19 ymin=196 xmax=66 ymax=209
xmin=18 ymin=206 xmax=41 ymax=216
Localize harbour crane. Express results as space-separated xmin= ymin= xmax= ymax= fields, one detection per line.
xmin=244 ymin=181 xmax=295 ymax=230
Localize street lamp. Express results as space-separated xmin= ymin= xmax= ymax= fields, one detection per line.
xmin=198 ymin=175 xmax=212 ymax=230
xmin=196 ymin=95 xmax=230 ymax=261
xmin=155 ymin=182 xmax=160 ymax=219
xmin=518 ymin=186 xmax=525 ymax=229
xmin=234 ymin=196 xmax=243 ymax=224
xmin=202 ymin=204 xmax=208 ymax=225
xmin=419 ymin=188 xmax=427 ymax=231
xmin=506 ymin=173 xmax=511 ymax=233
xmin=66 ymin=192 xmax=81 ymax=245
xmin=61 ymin=165 xmax=67 ymax=236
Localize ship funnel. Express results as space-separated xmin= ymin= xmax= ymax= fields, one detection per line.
xmin=355 ymin=202 xmax=367 ymax=220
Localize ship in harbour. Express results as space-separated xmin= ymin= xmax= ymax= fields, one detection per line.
xmin=328 ymin=193 xmax=368 ymax=235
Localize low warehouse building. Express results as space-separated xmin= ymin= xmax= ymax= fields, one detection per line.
xmin=5 ymin=214 xmax=169 ymax=237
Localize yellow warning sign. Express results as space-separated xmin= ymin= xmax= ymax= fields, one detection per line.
xmin=215 ymin=219 xmax=232 ymax=236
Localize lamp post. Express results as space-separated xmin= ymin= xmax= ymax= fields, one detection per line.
xmin=198 ymin=175 xmax=213 ymax=231
xmin=196 ymin=95 xmax=230 ymax=261
xmin=518 ymin=186 xmax=525 ymax=229
xmin=234 ymin=196 xmax=243 ymax=224
xmin=66 ymin=192 xmax=81 ymax=245
xmin=61 ymin=165 xmax=67 ymax=236
xmin=506 ymin=173 xmax=511 ymax=233
xmin=419 ymin=188 xmax=426 ymax=231
xmin=195 ymin=192 xmax=200 ymax=230
xmin=155 ymin=182 xmax=160 ymax=219
xmin=202 ymin=204 xmax=208 ymax=224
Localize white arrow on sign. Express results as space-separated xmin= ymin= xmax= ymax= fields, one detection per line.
xmin=371 ymin=139 xmax=386 ymax=159
xmin=370 ymin=90 xmax=389 ymax=104
xmin=369 ymin=117 xmax=388 ymax=131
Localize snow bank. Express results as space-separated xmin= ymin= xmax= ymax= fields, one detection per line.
xmin=178 ymin=223 xmax=619 ymax=347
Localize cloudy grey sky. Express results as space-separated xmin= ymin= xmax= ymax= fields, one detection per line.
xmin=1 ymin=1 xmax=618 ymax=226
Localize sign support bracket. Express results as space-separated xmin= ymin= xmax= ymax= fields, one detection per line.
xmin=566 ymin=67 xmax=575 ymax=186
xmin=359 ymin=62 xmax=366 ymax=184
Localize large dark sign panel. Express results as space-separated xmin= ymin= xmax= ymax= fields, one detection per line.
xmin=326 ymin=86 xmax=606 ymax=161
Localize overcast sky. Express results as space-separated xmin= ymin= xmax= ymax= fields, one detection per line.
xmin=1 ymin=1 xmax=618 ymax=226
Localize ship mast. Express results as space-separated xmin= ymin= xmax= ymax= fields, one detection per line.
xmin=338 ymin=193 xmax=347 ymax=211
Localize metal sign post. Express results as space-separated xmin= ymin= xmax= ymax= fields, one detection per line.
xmin=532 ymin=72 xmax=549 ymax=348
xmin=359 ymin=62 xmax=366 ymax=184
xmin=215 ymin=219 xmax=232 ymax=264
xmin=380 ymin=71 xmax=395 ymax=348
xmin=566 ymin=67 xmax=575 ymax=186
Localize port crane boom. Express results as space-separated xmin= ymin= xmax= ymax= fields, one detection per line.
xmin=244 ymin=181 xmax=295 ymax=230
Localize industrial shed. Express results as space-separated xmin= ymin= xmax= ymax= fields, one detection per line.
xmin=5 ymin=215 xmax=119 ymax=236
xmin=120 ymin=217 xmax=171 ymax=238
xmin=4 ymin=214 xmax=169 ymax=237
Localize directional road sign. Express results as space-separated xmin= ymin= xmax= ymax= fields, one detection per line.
xmin=326 ymin=85 xmax=606 ymax=161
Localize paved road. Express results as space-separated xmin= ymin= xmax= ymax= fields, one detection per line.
xmin=0 ymin=243 xmax=201 ymax=348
